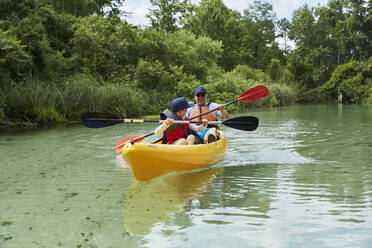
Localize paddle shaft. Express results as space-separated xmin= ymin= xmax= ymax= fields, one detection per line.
xmin=84 ymin=118 xmax=222 ymax=124
xmin=189 ymin=85 xmax=268 ymax=121
xmin=189 ymin=99 xmax=237 ymax=121
xmin=126 ymin=132 xmax=155 ymax=145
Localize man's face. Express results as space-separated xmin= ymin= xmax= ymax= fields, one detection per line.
xmin=195 ymin=92 xmax=207 ymax=106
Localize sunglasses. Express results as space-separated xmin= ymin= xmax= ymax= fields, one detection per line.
xmin=196 ymin=94 xmax=205 ymax=97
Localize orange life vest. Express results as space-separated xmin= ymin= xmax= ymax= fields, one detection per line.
xmin=189 ymin=103 xmax=217 ymax=125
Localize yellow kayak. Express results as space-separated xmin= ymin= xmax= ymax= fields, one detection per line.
xmin=122 ymin=131 xmax=227 ymax=181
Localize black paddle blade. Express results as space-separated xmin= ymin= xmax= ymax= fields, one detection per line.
xmin=81 ymin=112 xmax=121 ymax=128
xmin=222 ymin=116 xmax=259 ymax=131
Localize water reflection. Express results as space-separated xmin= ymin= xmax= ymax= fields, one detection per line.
xmin=123 ymin=167 xmax=223 ymax=235
xmin=2 ymin=105 xmax=372 ymax=247
xmin=338 ymin=103 xmax=343 ymax=119
xmin=192 ymin=165 xmax=277 ymax=225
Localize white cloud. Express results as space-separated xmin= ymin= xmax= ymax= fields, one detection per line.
xmin=120 ymin=0 xmax=328 ymax=49
xmin=121 ymin=0 xmax=329 ymax=26
xmin=121 ymin=0 xmax=151 ymax=26
xmin=222 ymin=0 xmax=251 ymax=10
xmin=273 ymin=0 xmax=328 ymax=19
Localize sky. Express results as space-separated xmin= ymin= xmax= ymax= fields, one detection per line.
xmin=121 ymin=0 xmax=329 ymax=26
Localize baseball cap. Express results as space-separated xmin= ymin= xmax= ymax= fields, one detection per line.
xmin=194 ymin=86 xmax=207 ymax=95
xmin=171 ymin=97 xmax=190 ymax=113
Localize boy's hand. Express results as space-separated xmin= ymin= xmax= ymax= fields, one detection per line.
xmin=165 ymin=118 xmax=174 ymax=126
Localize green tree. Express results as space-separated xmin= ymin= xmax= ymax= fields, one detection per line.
xmin=46 ymin=0 xmax=124 ymax=17
xmin=71 ymin=16 xmax=138 ymax=78
xmin=343 ymin=0 xmax=369 ymax=61
xmin=164 ymin=29 xmax=222 ymax=81
xmin=147 ymin=0 xmax=192 ymax=32
xmin=0 ymin=26 xmax=32 ymax=81
xmin=239 ymin=0 xmax=280 ymax=70
xmin=288 ymin=4 xmax=327 ymax=88
xmin=288 ymin=4 xmax=316 ymax=62
xmin=184 ymin=0 xmax=241 ymax=70
xmin=277 ymin=18 xmax=290 ymax=64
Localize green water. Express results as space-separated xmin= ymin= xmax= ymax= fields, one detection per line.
xmin=1 ymin=104 xmax=372 ymax=248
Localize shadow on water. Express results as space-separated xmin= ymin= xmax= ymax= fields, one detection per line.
xmin=123 ymin=167 xmax=223 ymax=235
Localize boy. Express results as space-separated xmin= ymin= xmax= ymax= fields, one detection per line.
xmin=155 ymin=97 xmax=208 ymax=145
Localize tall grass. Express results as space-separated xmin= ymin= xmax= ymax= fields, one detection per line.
xmin=1 ymin=74 xmax=154 ymax=127
xmin=1 ymin=65 xmax=299 ymax=127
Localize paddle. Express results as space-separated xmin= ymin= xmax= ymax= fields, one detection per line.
xmin=81 ymin=112 xmax=168 ymax=129
xmin=82 ymin=85 xmax=268 ymax=129
xmin=114 ymin=113 xmax=167 ymax=153
xmin=112 ymin=116 xmax=259 ymax=153
xmin=115 ymin=134 xmax=152 ymax=153
xmin=101 ymin=85 xmax=268 ymax=153
xmin=83 ymin=114 xmax=259 ymax=131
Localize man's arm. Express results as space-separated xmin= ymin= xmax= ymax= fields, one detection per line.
xmin=215 ymin=103 xmax=229 ymax=119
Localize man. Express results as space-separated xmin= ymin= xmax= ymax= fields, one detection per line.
xmin=186 ymin=86 xmax=229 ymax=143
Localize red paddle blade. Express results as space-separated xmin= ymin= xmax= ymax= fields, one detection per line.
xmin=115 ymin=135 xmax=145 ymax=153
xmin=238 ymin=85 xmax=269 ymax=102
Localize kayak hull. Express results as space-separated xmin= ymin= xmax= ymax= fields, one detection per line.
xmin=122 ymin=132 xmax=227 ymax=181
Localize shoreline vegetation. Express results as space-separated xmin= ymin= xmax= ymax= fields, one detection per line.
xmin=1 ymin=0 xmax=371 ymax=130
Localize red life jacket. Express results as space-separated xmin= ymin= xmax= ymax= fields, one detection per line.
xmin=165 ymin=120 xmax=189 ymax=144
xmin=161 ymin=109 xmax=190 ymax=144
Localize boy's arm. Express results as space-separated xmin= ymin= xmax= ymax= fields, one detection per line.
xmin=154 ymin=118 xmax=173 ymax=136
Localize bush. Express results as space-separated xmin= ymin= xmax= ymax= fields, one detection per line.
xmin=0 ymin=86 xmax=7 ymax=125
xmin=200 ymin=65 xmax=296 ymax=110
xmin=35 ymin=107 xmax=64 ymax=125
xmin=319 ymin=60 xmax=372 ymax=103
xmin=367 ymin=87 xmax=372 ymax=105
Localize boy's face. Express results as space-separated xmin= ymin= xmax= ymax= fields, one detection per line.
xmin=175 ymin=109 xmax=187 ymax=118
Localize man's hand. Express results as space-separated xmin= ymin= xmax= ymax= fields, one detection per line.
xmin=201 ymin=119 xmax=208 ymax=127
xmin=217 ymin=104 xmax=229 ymax=119
xmin=217 ymin=104 xmax=224 ymax=111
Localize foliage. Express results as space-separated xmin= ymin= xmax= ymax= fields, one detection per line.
xmin=239 ymin=0 xmax=282 ymax=70
xmin=1 ymin=0 xmax=371 ymax=128
xmin=288 ymin=0 xmax=371 ymax=90
xmin=184 ymin=0 xmax=242 ymax=70
xmin=71 ymin=16 xmax=136 ymax=78
xmin=319 ymin=58 xmax=372 ymax=103
xmin=148 ymin=0 xmax=192 ymax=32
xmin=0 ymin=26 xmax=32 ymax=80
xmin=134 ymin=59 xmax=177 ymax=90
xmin=35 ymin=107 xmax=65 ymax=125
xmin=202 ymin=65 xmax=296 ymax=111
xmin=368 ymin=87 xmax=372 ymax=105
xmin=164 ymin=30 xmax=223 ymax=81
xmin=41 ymin=0 xmax=124 ymax=17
